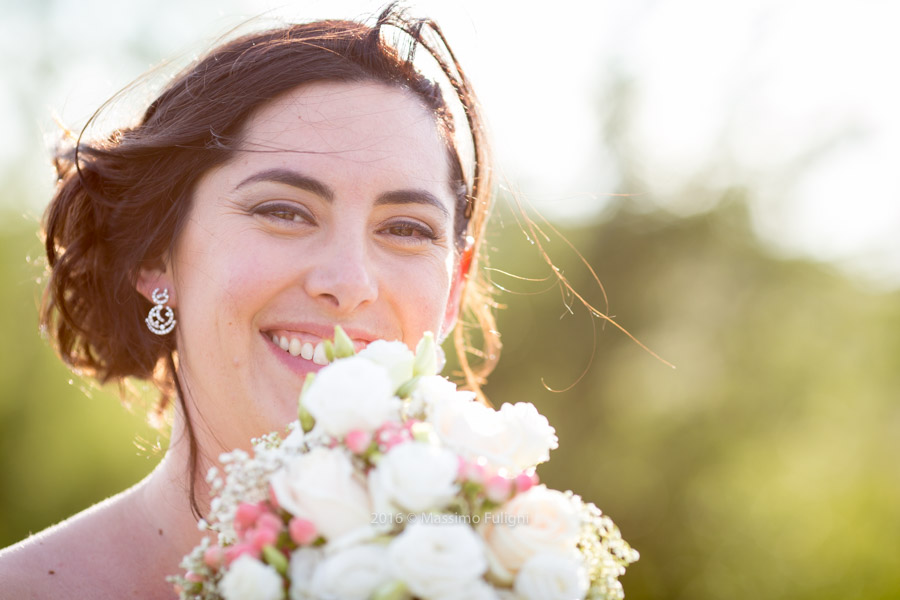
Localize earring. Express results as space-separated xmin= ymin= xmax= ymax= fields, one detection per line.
xmin=146 ymin=288 xmax=176 ymax=335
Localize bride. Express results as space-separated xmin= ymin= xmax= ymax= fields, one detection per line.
xmin=0 ymin=6 xmax=498 ymax=597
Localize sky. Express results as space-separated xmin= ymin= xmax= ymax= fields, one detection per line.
xmin=3 ymin=0 xmax=899 ymax=286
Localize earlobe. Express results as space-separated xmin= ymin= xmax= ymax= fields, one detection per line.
xmin=136 ymin=266 xmax=177 ymax=308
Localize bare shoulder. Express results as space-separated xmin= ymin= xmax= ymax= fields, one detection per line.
xmin=0 ymin=523 xmax=75 ymax=599
xmin=0 ymin=493 xmax=124 ymax=598
xmin=0 ymin=487 xmax=172 ymax=599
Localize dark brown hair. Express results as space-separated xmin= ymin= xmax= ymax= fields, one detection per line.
xmin=41 ymin=5 xmax=499 ymax=509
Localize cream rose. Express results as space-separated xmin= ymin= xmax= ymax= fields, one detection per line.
xmin=219 ymin=555 xmax=283 ymax=600
xmin=480 ymin=486 xmax=582 ymax=576
xmin=388 ymin=522 xmax=488 ymax=599
xmin=270 ymin=446 xmax=371 ymax=540
xmin=309 ymin=544 xmax=392 ymax=599
xmin=300 ymin=356 xmax=400 ymax=438
xmin=357 ymin=340 xmax=415 ymax=390
xmin=514 ymin=552 xmax=589 ymax=600
xmin=369 ymin=441 xmax=460 ymax=516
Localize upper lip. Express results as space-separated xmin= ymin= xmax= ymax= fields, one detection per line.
xmin=260 ymin=322 xmax=382 ymax=344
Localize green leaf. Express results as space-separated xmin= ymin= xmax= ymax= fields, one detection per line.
xmin=333 ymin=325 xmax=356 ymax=358
xmin=262 ymin=545 xmax=288 ymax=575
xmin=395 ymin=375 xmax=421 ymax=399
xmin=371 ymin=580 xmax=411 ymax=600
xmin=413 ymin=332 xmax=437 ymax=376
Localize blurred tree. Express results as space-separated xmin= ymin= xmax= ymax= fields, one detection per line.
xmin=4 ymin=162 xmax=899 ymax=600
xmin=0 ymin=219 xmax=161 ymax=546
xmin=482 ymin=194 xmax=900 ymax=600
xmin=2 ymin=4 xmax=898 ymax=598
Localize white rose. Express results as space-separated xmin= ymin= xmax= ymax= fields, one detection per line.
xmin=428 ymin=396 xmax=557 ymax=473
xmin=497 ymin=403 xmax=558 ymax=470
xmin=323 ymin=523 xmax=381 ymax=554
xmin=288 ymin=547 xmax=323 ymax=600
xmin=388 ymin=522 xmax=488 ymax=599
xmin=357 ymin=340 xmax=415 ymax=390
xmin=301 ymin=357 xmax=400 ymax=438
xmin=369 ymin=441 xmax=459 ymax=516
xmin=219 ymin=555 xmax=283 ymax=600
xmin=282 ymin=425 xmax=305 ymax=450
xmin=270 ymin=446 xmax=371 ymax=540
xmin=414 ymin=374 xmax=460 ymax=397
xmin=433 ymin=578 xmax=501 ymax=600
xmin=480 ymin=486 xmax=581 ymax=576
xmin=427 ymin=395 xmax=513 ymax=468
xmin=408 ymin=375 xmax=471 ymax=415
xmin=514 ymin=553 xmax=589 ymax=600
xmin=309 ymin=544 xmax=392 ymax=599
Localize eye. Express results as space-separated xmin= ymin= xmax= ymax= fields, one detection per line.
xmin=380 ymin=220 xmax=438 ymax=244
xmin=253 ymin=202 xmax=314 ymax=226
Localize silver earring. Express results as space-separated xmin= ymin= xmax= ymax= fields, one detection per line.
xmin=146 ymin=288 xmax=176 ymax=335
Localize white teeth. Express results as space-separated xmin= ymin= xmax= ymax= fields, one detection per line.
xmin=312 ymin=342 xmax=328 ymax=365
xmin=271 ymin=333 xmax=330 ymax=364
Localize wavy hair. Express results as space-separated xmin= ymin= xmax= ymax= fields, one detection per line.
xmin=42 ymin=4 xmax=499 ymax=514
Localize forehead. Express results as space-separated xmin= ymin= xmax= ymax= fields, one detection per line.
xmin=236 ymin=80 xmax=450 ymax=186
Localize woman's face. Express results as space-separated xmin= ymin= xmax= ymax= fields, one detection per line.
xmin=153 ymin=81 xmax=464 ymax=448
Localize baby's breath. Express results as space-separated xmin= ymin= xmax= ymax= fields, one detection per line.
xmin=208 ymin=443 xmax=285 ymax=544
xmin=574 ymin=495 xmax=640 ymax=600
xmin=170 ymin=335 xmax=638 ymax=599
xmin=167 ymin=537 xmax=224 ymax=600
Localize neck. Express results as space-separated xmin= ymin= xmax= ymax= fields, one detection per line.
xmin=132 ymin=408 xmax=215 ymax=560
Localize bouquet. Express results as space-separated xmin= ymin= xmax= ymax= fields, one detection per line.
xmin=171 ymin=328 xmax=638 ymax=600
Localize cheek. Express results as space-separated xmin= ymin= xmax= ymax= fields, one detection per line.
xmin=214 ymin=249 xmax=289 ymax=325
xmin=176 ymin=234 xmax=274 ymax=335
xmin=175 ymin=248 xmax=280 ymax=383
xmin=392 ymin=259 xmax=454 ymax=340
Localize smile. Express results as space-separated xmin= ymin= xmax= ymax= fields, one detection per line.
xmin=264 ymin=330 xmax=369 ymax=365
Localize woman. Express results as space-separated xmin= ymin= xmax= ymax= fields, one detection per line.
xmin=0 ymin=6 xmax=499 ymax=597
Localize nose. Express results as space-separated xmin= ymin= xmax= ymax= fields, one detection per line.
xmin=303 ymin=232 xmax=378 ymax=314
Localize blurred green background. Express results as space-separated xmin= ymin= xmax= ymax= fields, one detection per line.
xmin=2 ymin=1 xmax=899 ymax=599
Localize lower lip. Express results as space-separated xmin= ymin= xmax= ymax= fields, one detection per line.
xmin=262 ymin=333 xmax=327 ymax=378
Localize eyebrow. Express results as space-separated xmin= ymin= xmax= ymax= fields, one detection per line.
xmin=376 ymin=190 xmax=450 ymax=219
xmin=235 ymin=168 xmax=334 ymax=201
xmin=235 ymin=168 xmax=450 ymax=218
